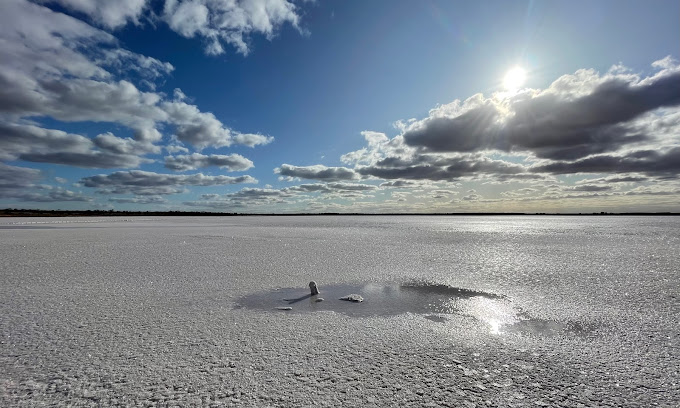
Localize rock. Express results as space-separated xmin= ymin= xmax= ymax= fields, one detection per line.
xmin=275 ymin=306 xmax=293 ymax=311
xmin=309 ymin=281 xmax=320 ymax=295
xmin=315 ymin=298 xmax=324 ymax=302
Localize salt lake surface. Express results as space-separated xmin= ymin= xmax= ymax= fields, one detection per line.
xmin=1 ymin=216 xmax=678 ymax=406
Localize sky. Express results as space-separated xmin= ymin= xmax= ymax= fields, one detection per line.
xmin=1 ymin=0 xmax=679 ymax=213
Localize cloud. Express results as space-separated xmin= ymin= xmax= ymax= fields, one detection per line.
xmin=275 ymin=164 xmax=360 ymax=181
xmin=36 ymin=0 xmax=148 ymax=29
xmin=286 ymin=182 xmax=377 ymax=194
xmin=20 ymin=151 xmax=151 ymax=169
xmin=500 ymin=188 xmax=537 ymax=198
xmin=356 ymin=152 xmax=534 ymax=182
xmin=0 ymin=163 xmax=41 ymax=192
xmin=230 ymin=187 xmax=292 ymax=200
xmin=162 ymin=101 xmax=273 ymax=148
xmin=281 ymin=57 xmax=680 ymax=200
xmin=575 ymin=175 xmax=649 ymax=184
xmin=165 ymin=144 xmax=190 ymax=154
xmin=531 ymin=147 xmax=680 ymax=179
xmin=109 ymin=196 xmax=167 ymax=204
xmin=0 ymin=2 xmax=168 ymax=129
xmin=402 ymin=58 xmax=680 ymax=160
xmin=10 ymin=186 xmax=93 ymax=202
xmin=93 ymin=132 xmax=159 ymax=155
xmin=185 ymin=187 xmax=292 ymax=209
xmin=463 ymin=193 xmax=481 ymax=201
xmin=379 ymin=180 xmax=421 ymax=188
xmin=81 ymin=170 xmax=257 ymax=195
xmin=623 ymin=186 xmax=680 ymax=197
xmin=164 ymin=153 xmax=254 ymax=171
xmin=184 ymin=181 xmax=380 ymax=210
xmin=95 ymin=48 xmax=175 ymax=85
xmin=0 ymin=164 xmax=92 ymax=202
xmin=37 ymin=0 xmax=306 ymax=56
xmin=563 ymin=184 xmax=613 ymax=192
xmin=162 ymin=0 xmax=302 ymax=55
xmin=0 ymin=0 xmax=272 ymax=161
xmin=0 ymin=123 xmax=152 ymax=168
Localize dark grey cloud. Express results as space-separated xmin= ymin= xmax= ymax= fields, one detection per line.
xmin=164 ymin=153 xmax=254 ymax=172
xmin=0 ymin=123 xmax=151 ymax=168
xmin=0 ymin=163 xmax=92 ymax=202
xmin=577 ymin=175 xmax=650 ymax=184
xmin=81 ymin=170 xmax=257 ymax=195
xmin=357 ymin=154 xmax=531 ymax=182
xmin=404 ymin=69 xmax=680 ymax=160
xmin=0 ymin=123 xmax=90 ymax=161
xmin=0 ymin=163 xmax=41 ymax=192
xmin=403 ymin=103 xmax=498 ymax=153
xmin=276 ymin=164 xmax=359 ymax=181
xmin=20 ymin=151 xmax=149 ymax=168
xmin=564 ymin=184 xmax=613 ymax=192
xmin=7 ymin=77 xmax=166 ymax=132
xmin=531 ymin=147 xmax=680 ymax=179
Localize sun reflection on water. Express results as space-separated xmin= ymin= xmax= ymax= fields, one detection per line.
xmin=457 ymin=296 xmax=518 ymax=335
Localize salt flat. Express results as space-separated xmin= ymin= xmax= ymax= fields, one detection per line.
xmin=1 ymin=216 xmax=678 ymax=406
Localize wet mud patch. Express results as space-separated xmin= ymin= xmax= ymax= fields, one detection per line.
xmin=236 ymin=281 xmax=599 ymax=337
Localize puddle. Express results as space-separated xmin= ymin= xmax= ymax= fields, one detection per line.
xmin=238 ymin=281 xmax=503 ymax=318
xmin=236 ymin=281 xmax=597 ymax=337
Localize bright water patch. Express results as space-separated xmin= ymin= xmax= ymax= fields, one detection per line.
xmin=237 ymin=281 xmax=596 ymax=337
xmin=237 ymin=281 xmax=502 ymax=317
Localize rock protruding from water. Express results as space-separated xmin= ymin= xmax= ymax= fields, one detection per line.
xmin=339 ymin=294 xmax=364 ymax=302
xmin=309 ymin=281 xmax=319 ymax=295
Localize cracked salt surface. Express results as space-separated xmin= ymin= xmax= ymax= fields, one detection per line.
xmin=2 ymin=216 xmax=679 ymax=406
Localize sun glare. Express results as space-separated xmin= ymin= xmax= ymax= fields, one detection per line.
xmin=503 ymin=67 xmax=526 ymax=92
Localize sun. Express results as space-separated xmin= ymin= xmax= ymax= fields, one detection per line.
xmin=503 ymin=67 xmax=527 ymax=92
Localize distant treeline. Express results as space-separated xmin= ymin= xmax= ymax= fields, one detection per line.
xmin=0 ymin=208 xmax=677 ymax=217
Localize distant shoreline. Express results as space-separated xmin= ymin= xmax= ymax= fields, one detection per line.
xmin=1 ymin=209 xmax=678 ymax=217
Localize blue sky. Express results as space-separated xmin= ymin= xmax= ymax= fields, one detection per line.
xmin=1 ymin=0 xmax=679 ymax=213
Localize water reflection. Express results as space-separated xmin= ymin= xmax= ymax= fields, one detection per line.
xmin=237 ymin=281 xmax=596 ymax=337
